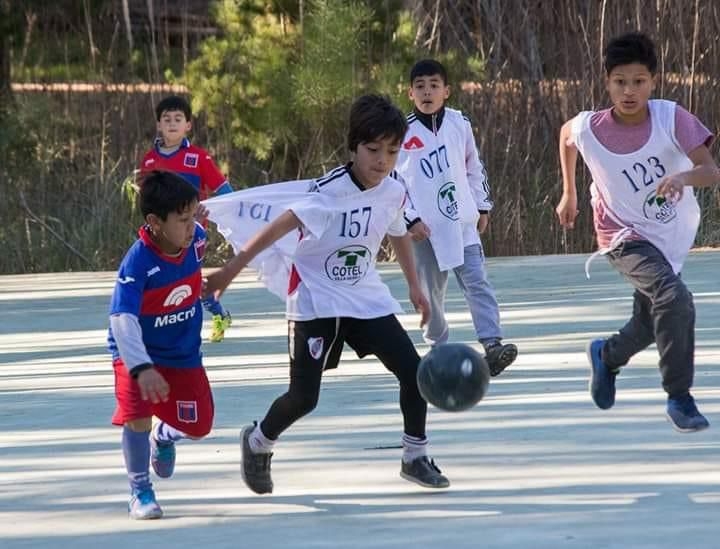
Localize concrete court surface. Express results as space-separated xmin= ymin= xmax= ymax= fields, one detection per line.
xmin=1 ymin=252 xmax=719 ymax=549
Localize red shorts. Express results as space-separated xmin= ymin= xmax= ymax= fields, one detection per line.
xmin=111 ymin=358 xmax=214 ymax=438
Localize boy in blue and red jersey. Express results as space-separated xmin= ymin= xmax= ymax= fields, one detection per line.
xmin=108 ymin=171 xmax=214 ymax=519
xmin=139 ymin=95 xmax=233 ymax=342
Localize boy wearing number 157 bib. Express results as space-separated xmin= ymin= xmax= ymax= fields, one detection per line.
xmin=556 ymin=32 xmax=719 ymax=432
xmin=204 ymin=95 xmax=451 ymax=494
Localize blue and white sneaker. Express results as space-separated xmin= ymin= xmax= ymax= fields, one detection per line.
xmin=150 ymin=436 xmax=176 ymax=479
xmin=666 ymin=394 xmax=710 ymax=433
xmin=586 ymin=338 xmax=618 ymax=410
xmin=128 ymin=489 xmax=163 ymax=520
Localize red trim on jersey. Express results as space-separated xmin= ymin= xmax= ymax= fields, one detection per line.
xmin=138 ymin=225 xmax=189 ymax=265
xmin=288 ymin=264 xmax=302 ymax=295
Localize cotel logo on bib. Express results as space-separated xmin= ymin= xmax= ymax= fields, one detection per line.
xmin=643 ymin=190 xmax=677 ymax=224
xmin=324 ymin=245 xmax=371 ymax=285
xmin=437 ymin=181 xmax=459 ymax=220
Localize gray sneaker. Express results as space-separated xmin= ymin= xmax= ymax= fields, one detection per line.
xmin=241 ymin=423 xmax=274 ymax=494
xmin=400 ymin=456 xmax=450 ymax=488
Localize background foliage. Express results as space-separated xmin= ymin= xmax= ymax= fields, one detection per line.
xmin=1 ymin=0 xmax=719 ymax=273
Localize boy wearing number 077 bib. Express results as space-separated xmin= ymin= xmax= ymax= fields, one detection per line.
xmin=392 ymin=59 xmax=518 ymax=377
xmin=556 ymin=32 xmax=720 ymax=432
xmin=203 ymin=95 xmax=451 ymax=494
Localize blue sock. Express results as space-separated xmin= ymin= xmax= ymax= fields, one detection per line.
xmin=122 ymin=427 xmax=152 ymax=495
xmin=202 ymin=295 xmax=225 ymax=316
xmin=154 ymin=421 xmax=187 ymax=444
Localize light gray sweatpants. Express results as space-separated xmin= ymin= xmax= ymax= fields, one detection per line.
xmin=413 ymin=238 xmax=502 ymax=347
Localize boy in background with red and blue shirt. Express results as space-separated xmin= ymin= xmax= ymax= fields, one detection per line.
xmin=139 ymin=95 xmax=233 ymax=342
xmin=108 ymin=171 xmax=215 ymax=519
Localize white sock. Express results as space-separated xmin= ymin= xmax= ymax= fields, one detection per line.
xmin=249 ymin=424 xmax=275 ymax=454
xmin=402 ymin=433 xmax=428 ymax=464
xmin=153 ymin=421 xmax=186 ymax=444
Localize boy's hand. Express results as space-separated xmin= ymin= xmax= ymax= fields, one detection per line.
xmin=477 ymin=213 xmax=489 ymax=234
xmin=409 ymin=284 xmax=430 ymax=327
xmin=136 ymin=368 xmax=170 ymax=403
xmin=202 ymin=268 xmax=232 ymax=300
xmin=656 ymin=175 xmax=685 ymax=203
xmin=409 ymin=222 xmax=431 ymax=242
xmin=555 ymin=194 xmax=579 ymax=229
xmin=195 ymin=203 xmax=210 ymax=224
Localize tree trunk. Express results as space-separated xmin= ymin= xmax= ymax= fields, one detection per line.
xmin=0 ymin=0 xmax=12 ymax=104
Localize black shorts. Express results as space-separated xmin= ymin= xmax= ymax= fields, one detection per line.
xmin=289 ymin=314 xmax=420 ymax=371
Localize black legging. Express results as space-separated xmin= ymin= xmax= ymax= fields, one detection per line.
xmin=260 ymin=315 xmax=427 ymax=440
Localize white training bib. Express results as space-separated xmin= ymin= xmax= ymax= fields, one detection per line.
xmin=572 ymin=99 xmax=700 ymax=274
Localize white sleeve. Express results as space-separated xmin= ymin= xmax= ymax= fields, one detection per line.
xmin=390 ymin=170 xmax=421 ymax=227
xmin=110 ymin=313 xmax=153 ymax=369
xmin=464 ymin=118 xmax=493 ymax=211
xmin=387 ymin=193 xmax=409 ymax=237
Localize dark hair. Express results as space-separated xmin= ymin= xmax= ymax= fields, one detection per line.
xmin=347 ymin=95 xmax=408 ymax=152
xmin=604 ymin=32 xmax=657 ymax=75
xmin=140 ymin=171 xmax=199 ymax=220
xmin=155 ymin=95 xmax=192 ymax=121
xmin=410 ymin=59 xmax=448 ymax=85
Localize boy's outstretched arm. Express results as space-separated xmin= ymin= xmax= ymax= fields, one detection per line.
xmin=203 ymin=210 xmax=301 ymax=299
xmin=388 ymin=233 xmax=430 ymax=327
xmin=556 ymin=120 xmax=580 ymax=229
xmin=656 ymin=144 xmax=720 ymax=201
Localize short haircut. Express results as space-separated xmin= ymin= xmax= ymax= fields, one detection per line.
xmin=155 ymin=95 xmax=192 ymax=121
xmin=347 ymin=95 xmax=408 ymax=152
xmin=140 ymin=171 xmax=199 ymax=220
xmin=410 ymin=59 xmax=448 ymax=85
xmin=604 ymin=32 xmax=658 ymax=75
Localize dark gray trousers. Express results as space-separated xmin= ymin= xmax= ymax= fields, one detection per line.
xmin=603 ymin=240 xmax=695 ymax=399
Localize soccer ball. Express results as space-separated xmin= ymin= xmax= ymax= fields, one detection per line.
xmin=417 ymin=343 xmax=490 ymax=412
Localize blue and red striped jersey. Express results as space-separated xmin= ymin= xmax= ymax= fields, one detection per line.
xmin=107 ymin=224 xmax=206 ymax=368
xmin=139 ymin=138 xmax=227 ymax=201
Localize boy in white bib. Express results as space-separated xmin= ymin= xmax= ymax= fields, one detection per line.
xmin=204 ymin=95 xmax=451 ymax=493
xmin=556 ymin=32 xmax=719 ymax=432
xmin=393 ymin=59 xmax=517 ymax=376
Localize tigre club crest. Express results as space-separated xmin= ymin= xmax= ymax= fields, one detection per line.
xmin=324 ymin=245 xmax=372 ymax=285
xmin=437 ymin=181 xmax=459 ymax=220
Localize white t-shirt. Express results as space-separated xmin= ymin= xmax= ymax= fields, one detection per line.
xmin=286 ymin=164 xmax=408 ymax=320
xmin=394 ymin=107 xmax=492 ymax=271
xmin=571 ymin=99 xmax=700 ymax=273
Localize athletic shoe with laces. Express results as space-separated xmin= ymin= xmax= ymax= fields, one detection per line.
xmin=587 ymin=338 xmax=618 ymax=409
xmin=666 ymin=394 xmax=710 ymax=433
xmin=484 ymin=342 xmax=518 ymax=377
xmin=150 ymin=436 xmax=176 ymax=479
xmin=209 ymin=311 xmax=232 ymax=343
xmin=400 ymin=456 xmax=450 ymax=488
xmin=241 ymin=423 xmax=273 ymax=494
xmin=128 ymin=489 xmax=163 ymax=520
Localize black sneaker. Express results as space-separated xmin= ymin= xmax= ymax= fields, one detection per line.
xmin=485 ymin=342 xmax=518 ymax=376
xmin=241 ymin=423 xmax=274 ymax=494
xmin=400 ymin=456 xmax=450 ymax=488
